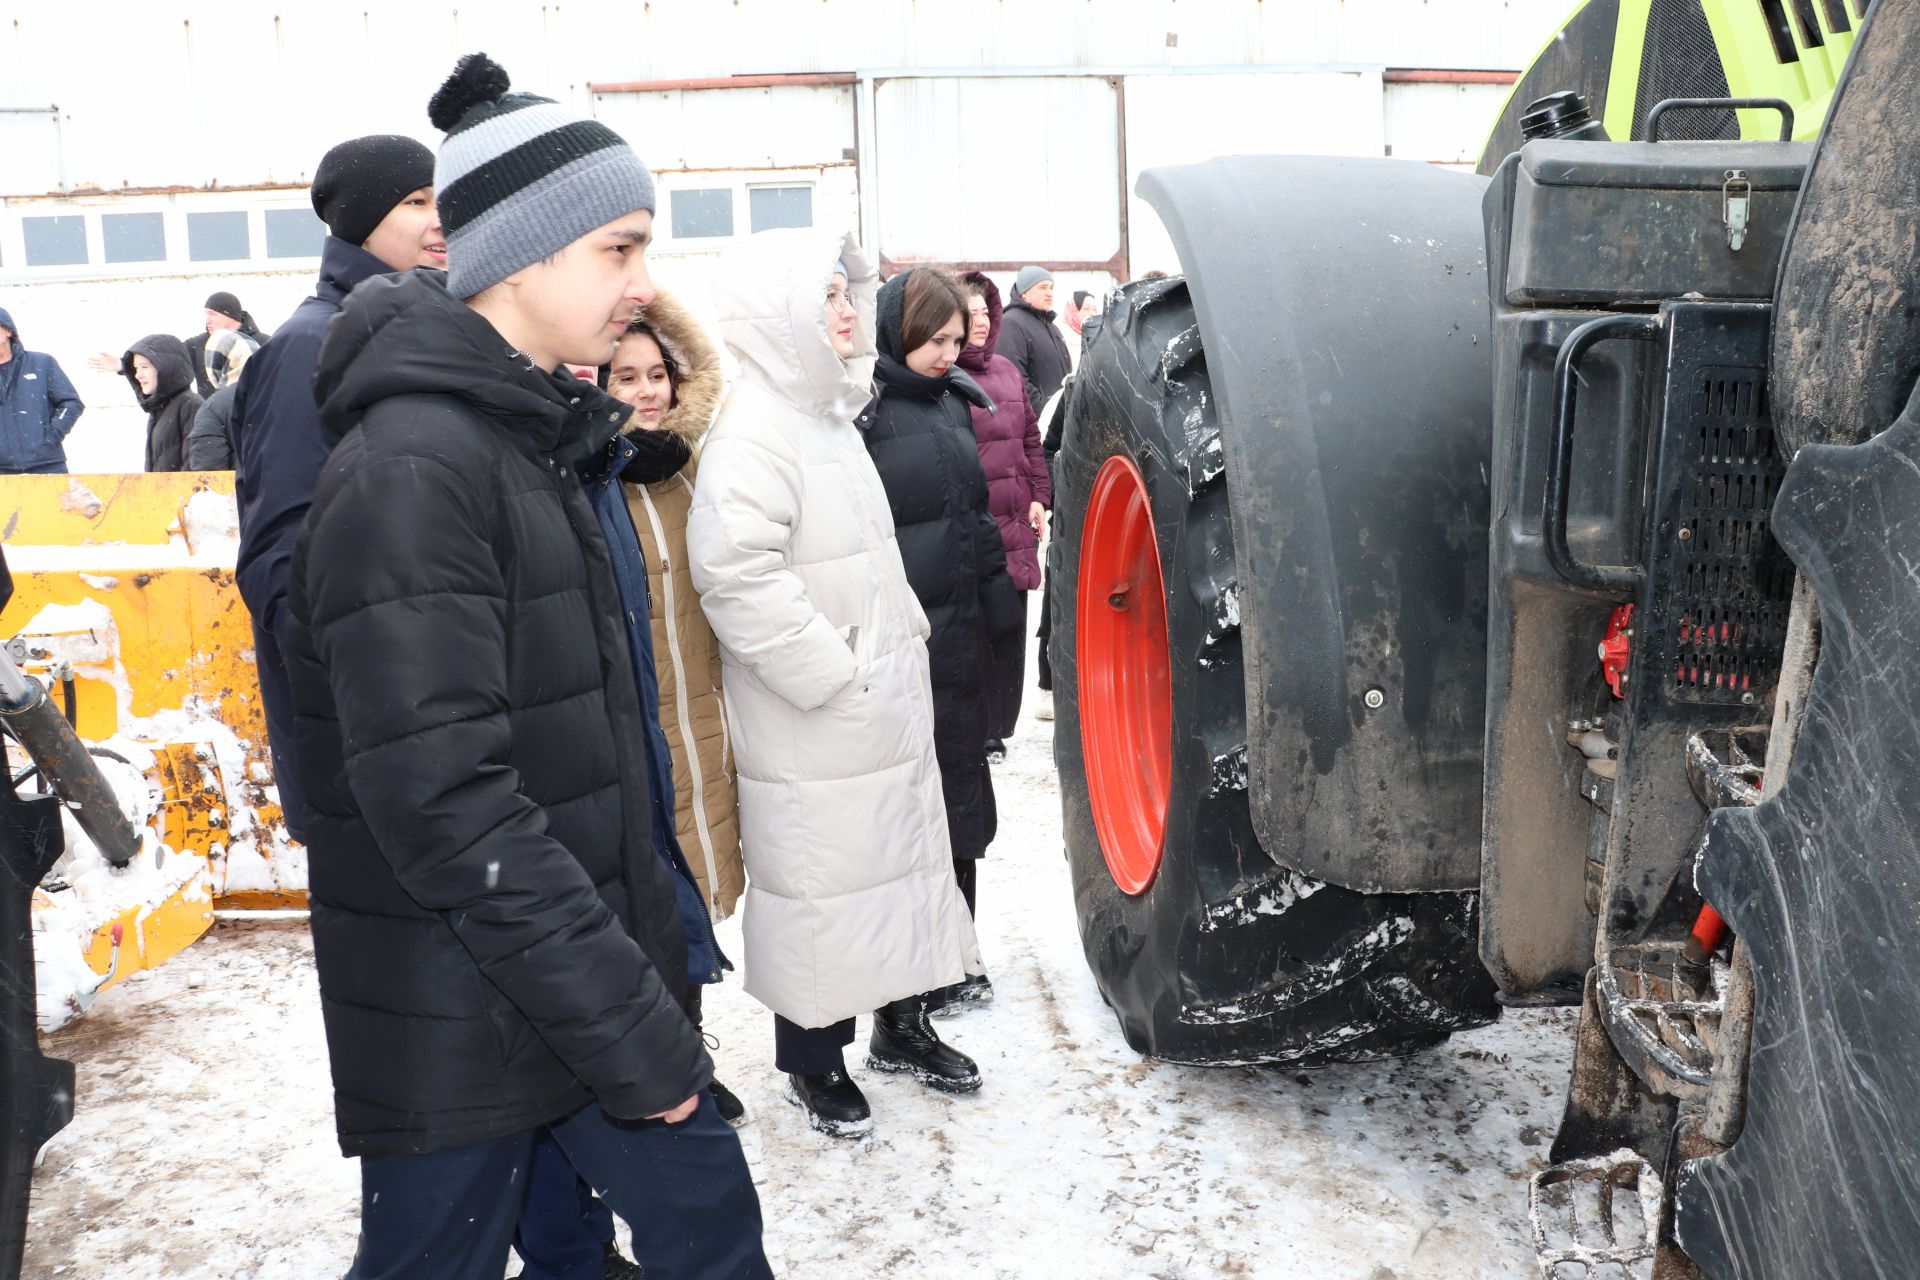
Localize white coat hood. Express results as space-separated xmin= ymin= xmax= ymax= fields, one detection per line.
xmin=689 ymin=227 xmax=981 ymax=1026
xmin=710 ymin=226 xmax=877 ymax=424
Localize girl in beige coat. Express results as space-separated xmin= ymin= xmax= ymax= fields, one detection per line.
xmin=604 ymin=290 xmax=749 ymax=1126
xmin=609 ymin=292 xmax=745 ymax=922
xmin=687 ymin=228 xmax=984 ymax=1139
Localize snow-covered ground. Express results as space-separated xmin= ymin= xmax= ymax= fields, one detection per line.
xmin=23 ymin=684 xmax=1577 ymax=1279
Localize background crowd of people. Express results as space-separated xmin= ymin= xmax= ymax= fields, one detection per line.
xmin=0 ymin=289 xmax=268 ymax=476
xmin=1 ymin=49 xmax=1102 ymax=1280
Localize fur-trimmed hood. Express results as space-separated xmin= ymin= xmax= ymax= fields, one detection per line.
xmin=625 ymin=288 xmax=724 ymax=449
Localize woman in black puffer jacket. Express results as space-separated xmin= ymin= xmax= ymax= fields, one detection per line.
xmin=859 ymin=268 xmax=1021 ymax=1008
xmin=121 ymin=333 xmax=202 ymax=472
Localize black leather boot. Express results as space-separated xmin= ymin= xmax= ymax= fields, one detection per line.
xmin=930 ymin=972 xmax=995 ymax=1019
xmin=786 ymin=1069 xmax=873 ymax=1138
xmin=867 ymin=996 xmax=983 ymax=1093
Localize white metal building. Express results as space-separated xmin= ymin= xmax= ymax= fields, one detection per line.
xmin=0 ymin=0 xmax=1571 ymax=469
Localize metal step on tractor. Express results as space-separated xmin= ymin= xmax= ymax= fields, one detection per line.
xmin=1048 ymin=0 xmax=1920 ymax=1275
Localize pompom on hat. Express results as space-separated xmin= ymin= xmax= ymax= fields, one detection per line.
xmin=428 ymin=52 xmax=656 ymax=298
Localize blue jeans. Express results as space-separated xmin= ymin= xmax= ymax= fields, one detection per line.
xmin=345 ymin=1095 xmax=771 ymax=1280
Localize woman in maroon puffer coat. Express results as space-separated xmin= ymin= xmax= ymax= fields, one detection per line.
xmin=957 ymin=271 xmax=1052 ymax=748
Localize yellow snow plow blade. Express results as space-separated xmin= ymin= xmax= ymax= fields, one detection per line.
xmin=0 ymin=471 xmax=302 ymax=1030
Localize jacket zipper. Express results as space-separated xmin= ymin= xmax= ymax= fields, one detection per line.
xmin=638 ymin=480 xmax=727 ymax=918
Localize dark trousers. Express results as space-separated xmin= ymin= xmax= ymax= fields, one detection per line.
xmin=774 ymin=1013 xmax=856 ymax=1075
xmin=346 ymin=1097 xmax=771 ymax=1280
xmin=1036 ymin=587 xmax=1053 ymax=691
xmin=514 ymin=1131 xmax=614 ymax=1279
xmin=953 ymin=857 xmax=978 ymax=917
xmin=514 ymin=984 xmax=722 ymax=1276
xmin=250 ymin=617 xmax=308 ymax=843
xmin=986 ymin=592 xmax=1029 ymax=738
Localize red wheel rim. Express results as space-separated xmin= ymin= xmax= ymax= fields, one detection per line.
xmin=1077 ymin=456 xmax=1173 ymax=896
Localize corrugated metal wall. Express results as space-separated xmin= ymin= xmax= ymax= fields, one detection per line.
xmin=592 ymin=83 xmax=856 ymax=172
xmin=0 ymin=0 xmax=1568 ymax=470
xmin=0 ymin=0 xmax=1570 ymax=194
xmin=872 ymin=76 xmax=1123 ymax=268
xmin=1123 ymin=71 xmax=1390 ymax=276
xmin=1383 ymin=81 xmax=1518 ymax=165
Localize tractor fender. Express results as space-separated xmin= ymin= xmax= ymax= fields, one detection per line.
xmin=1137 ymin=156 xmax=1494 ymax=894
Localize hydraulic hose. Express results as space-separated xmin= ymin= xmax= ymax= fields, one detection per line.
xmin=0 ymin=650 xmax=139 ymax=868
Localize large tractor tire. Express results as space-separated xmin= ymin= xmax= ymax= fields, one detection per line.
xmin=1051 ymin=276 xmax=1500 ymax=1066
xmin=1673 ymin=7 xmax=1920 ymax=1273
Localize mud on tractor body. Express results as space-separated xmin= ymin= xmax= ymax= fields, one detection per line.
xmin=0 ymin=473 xmax=300 ymax=1273
xmin=1050 ymin=1 xmax=1919 ymax=1275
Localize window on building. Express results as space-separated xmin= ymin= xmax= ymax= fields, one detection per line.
xmin=265 ymin=207 xmax=327 ymax=259
xmin=749 ymin=184 xmax=814 ymax=233
xmin=22 ymin=215 xmax=88 ymax=267
xmin=670 ymin=188 xmax=734 ymax=240
xmin=188 ymin=211 xmax=251 ymax=261
xmin=102 ymin=212 xmax=167 ymax=264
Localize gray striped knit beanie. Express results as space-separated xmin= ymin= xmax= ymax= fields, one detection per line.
xmin=427 ymin=53 xmax=656 ymax=299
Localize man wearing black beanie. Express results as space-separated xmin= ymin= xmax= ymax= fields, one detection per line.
xmin=233 ymin=133 xmax=441 ymax=857
xmin=185 ymin=291 xmax=269 ymax=397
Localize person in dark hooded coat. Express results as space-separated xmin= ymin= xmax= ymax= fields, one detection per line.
xmin=121 ymin=334 xmax=200 ymax=473
xmin=957 ymin=271 xmax=1051 ymax=745
xmin=859 ymin=267 xmax=1021 ymax=1007
xmin=0 ymin=306 xmax=84 ymax=475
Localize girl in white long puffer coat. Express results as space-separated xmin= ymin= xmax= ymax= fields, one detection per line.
xmin=687 ymin=227 xmax=984 ymax=1139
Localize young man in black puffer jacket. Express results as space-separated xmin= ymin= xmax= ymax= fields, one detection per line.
xmin=283 ymin=53 xmax=770 ymax=1280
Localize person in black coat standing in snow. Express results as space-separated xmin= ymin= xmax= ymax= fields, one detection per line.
xmin=859 ymin=267 xmax=1021 ymax=1007
xmin=233 ymin=132 xmax=442 ymax=845
xmin=281 ymin=54 xmax=769 ymax=1280
xmin=997 ymin=265 xmax=1072 ymax=414
xmin=120 ymin=334 xmax=200 ymax=472
xmin=999 ymin=265 xmax=1075 ymax=712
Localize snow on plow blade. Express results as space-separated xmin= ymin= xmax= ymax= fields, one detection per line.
xmin=0 ymin=471 xmax=301 ymax=1032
